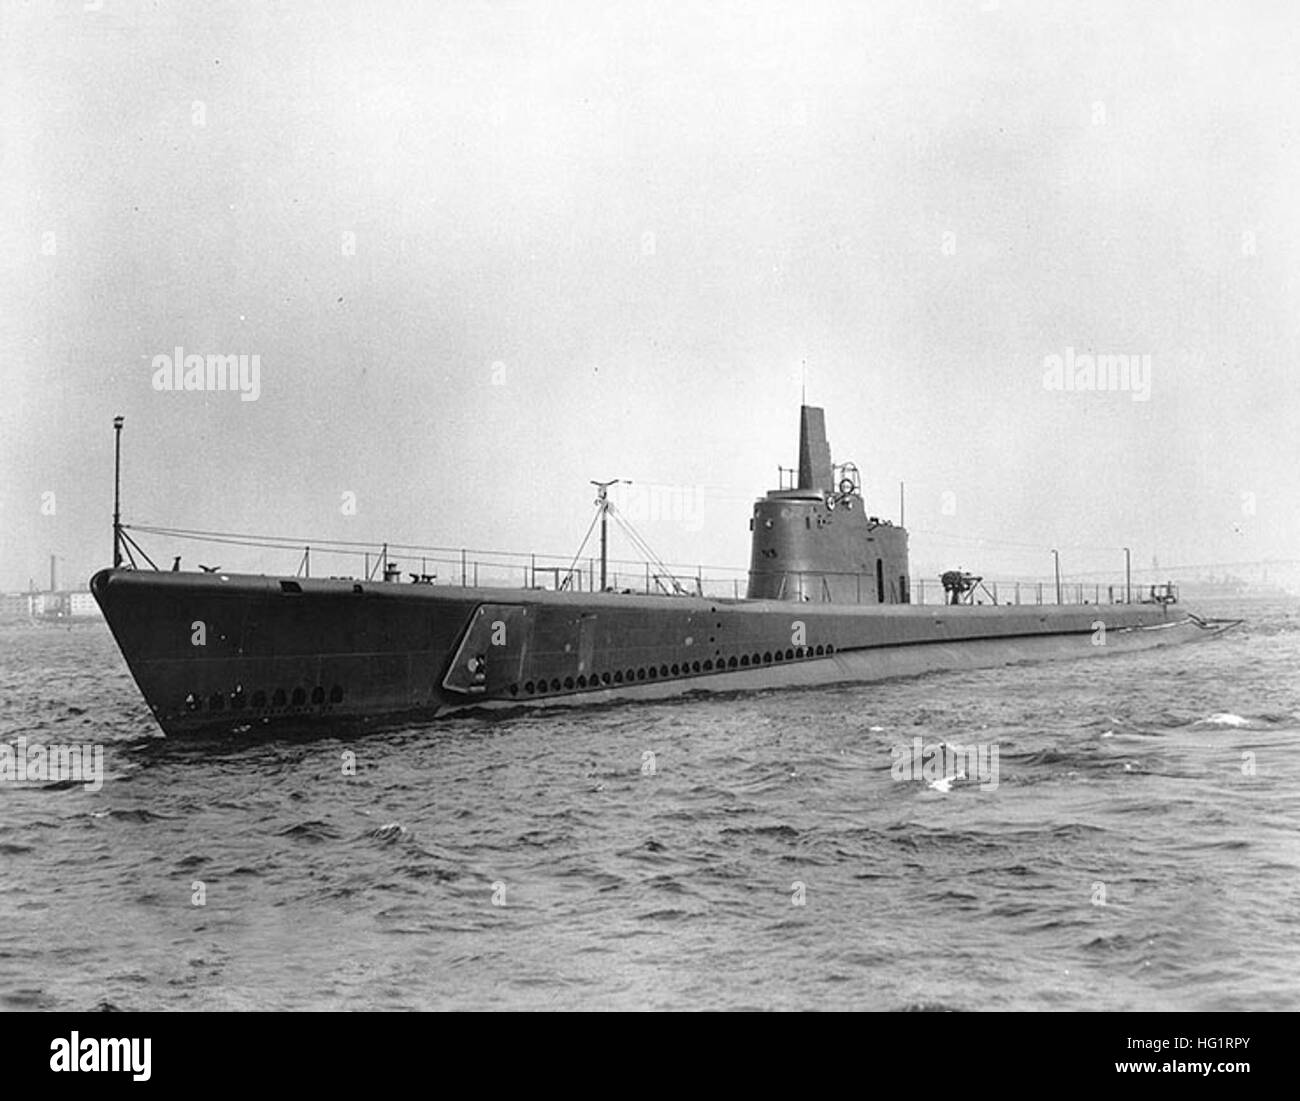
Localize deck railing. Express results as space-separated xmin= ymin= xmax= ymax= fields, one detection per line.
xmin=122 ymin=526 xmax=1174 ymax=605
xmin=907 ymin=577 xmax=1172 ymax=606
xmin=303 ymin=542 xmax=754 ymax=599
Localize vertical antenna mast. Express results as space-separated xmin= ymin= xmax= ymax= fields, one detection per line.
xmin=112 ymin=415 xmax=124 ymax=568
xmin=590 ymin=479 xmax=627 ymax=591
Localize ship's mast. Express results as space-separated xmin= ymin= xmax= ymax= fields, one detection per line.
xmin=113 ymin=415 xmax=124 ymax=568
xmin=797 ymin=405 xmax=834 ymax=493
xmin=590 ymin=479 xmax=626 ymax=591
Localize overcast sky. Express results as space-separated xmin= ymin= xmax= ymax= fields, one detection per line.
xmin=2 ymin=0 xmax=1297 ymax=593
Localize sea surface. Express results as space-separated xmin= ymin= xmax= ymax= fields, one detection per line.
xmin=1 ymin=597 xmax=1298 ymax=1011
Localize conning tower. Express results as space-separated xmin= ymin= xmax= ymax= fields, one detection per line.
xmin=746 ymin=406 xmax=910 ymax=604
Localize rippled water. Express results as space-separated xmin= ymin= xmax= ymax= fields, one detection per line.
xmin=2 ymin=597 xmax=1298 ymax=1010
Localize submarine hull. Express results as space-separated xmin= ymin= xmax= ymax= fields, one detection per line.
xmin=91 ymin=568 xmax=1232 ymax=738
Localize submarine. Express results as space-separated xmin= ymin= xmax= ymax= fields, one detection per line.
xmin=91 ymin=405 xmax=1237 ymax=737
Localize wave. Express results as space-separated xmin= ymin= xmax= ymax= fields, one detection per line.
xmin=96 ymin=807 xmax=174 ymax=823
xmin=367 ymin=822 xmax=410 ymax=843
xmin=277 ymin=820 xmax=342 ymax=842
xmin=1194 ymin=712 xmax=1251 ymax=727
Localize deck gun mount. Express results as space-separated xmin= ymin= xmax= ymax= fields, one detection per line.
xmin=940 ymin=569 xmax=995 ymax=605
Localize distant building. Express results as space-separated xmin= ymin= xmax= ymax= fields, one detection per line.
xmin=0 ymin=590 xmax=103 ymax=619
xmin=0 ymin=592 xmax=32 ymax=617
xmin=68 ymin=592 xmax=102 ymax=617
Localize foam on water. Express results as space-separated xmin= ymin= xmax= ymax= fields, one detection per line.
xmin=1195 ymin=712 xmax=1252 ymax=728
